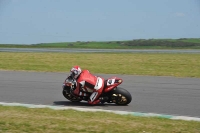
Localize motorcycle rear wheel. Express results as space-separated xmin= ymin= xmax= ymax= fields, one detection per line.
xmin=110 ymin=87 xmax=132 ymax=105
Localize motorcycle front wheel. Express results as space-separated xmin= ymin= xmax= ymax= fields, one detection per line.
xmin=62 ymin=90 xmax=82 ymax=102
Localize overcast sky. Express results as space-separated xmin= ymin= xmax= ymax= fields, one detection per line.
xmin=0 ymin=0 xmax=200 ymax=44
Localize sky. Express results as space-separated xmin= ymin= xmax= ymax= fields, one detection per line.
xmin=0 ymin=0 xmax=200 ymax=44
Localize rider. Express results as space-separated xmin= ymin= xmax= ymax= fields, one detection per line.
xmin=67 ymin=65 xmax=107 ymax=105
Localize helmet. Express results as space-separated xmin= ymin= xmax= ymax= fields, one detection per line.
xmin=70 ymin=66 xmax=82 ymax=79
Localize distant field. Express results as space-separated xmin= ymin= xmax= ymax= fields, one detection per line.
xmin=0 ymin=52 xmax=200 ymax=78
xmin=1 ymin=38 xmax=200 ymax=49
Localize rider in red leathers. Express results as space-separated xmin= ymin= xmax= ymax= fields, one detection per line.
xmin=68 ymin=66 xmax=106 ymax=105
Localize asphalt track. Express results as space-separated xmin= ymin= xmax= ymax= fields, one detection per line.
xmin=1 ymin=48 xmax=200 ymax=53
xmin=0 ymin=71 xmax=200 ymax=118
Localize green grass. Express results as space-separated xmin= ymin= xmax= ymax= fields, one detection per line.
xmin=1 ymin=38 xmax=200 ymax=49
xmin=0 ymin=106 xmax=199 ymax=133
xmin=0 ymin=52 xmax=200 ymax=77
xmin=0 ymin=41 xmax=131 ymax=49
xmin=180 ymin=38 xmax=200 ymax=43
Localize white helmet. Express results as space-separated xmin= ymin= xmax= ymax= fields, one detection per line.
xmin=70 ymin=66 xmax=82 ymax=79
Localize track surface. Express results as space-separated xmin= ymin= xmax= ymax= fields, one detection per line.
xmin=0 ymin=71 xmax=200 ymax=117
xmin=1 ymin=48 xmax=200 ymax=53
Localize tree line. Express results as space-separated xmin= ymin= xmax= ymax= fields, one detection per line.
xmin=116 ymin=39 xmax=200 ymax=47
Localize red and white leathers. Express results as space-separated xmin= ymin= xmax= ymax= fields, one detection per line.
xmin=72 ymin=70 xmax=104 ymax=105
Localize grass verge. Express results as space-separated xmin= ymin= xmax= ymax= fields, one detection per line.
xmin=0 ymin=106 xmax=200 ymax=133
xmin=0 ymin=52 xmax=200 ymax=77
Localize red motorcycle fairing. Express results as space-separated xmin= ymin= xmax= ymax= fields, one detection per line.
xmin=103 ymin=77 xmax=123 ymax=93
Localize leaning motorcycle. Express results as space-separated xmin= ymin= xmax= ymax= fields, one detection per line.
xmin=62 ymin=76 xmax=132 ymax=105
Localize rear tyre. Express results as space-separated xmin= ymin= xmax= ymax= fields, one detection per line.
xmin=110 ymin=87 xmax=132 ymax=105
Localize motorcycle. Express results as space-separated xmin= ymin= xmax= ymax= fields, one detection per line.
xmin=62 ymin=76 xmax=132 ymax=105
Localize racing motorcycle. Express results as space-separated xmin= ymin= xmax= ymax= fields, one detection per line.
xmin=62 ymin=76 xmax=132 ymax=105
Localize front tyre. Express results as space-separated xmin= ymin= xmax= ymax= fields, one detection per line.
xmin=62 ymin=89 xmax=82 ymax=102
xmin=110 ymin=87 xmax=132 ymax=105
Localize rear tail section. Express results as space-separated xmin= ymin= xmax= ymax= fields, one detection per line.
xmin=103 ymin=77 xmax=123 ymax=93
